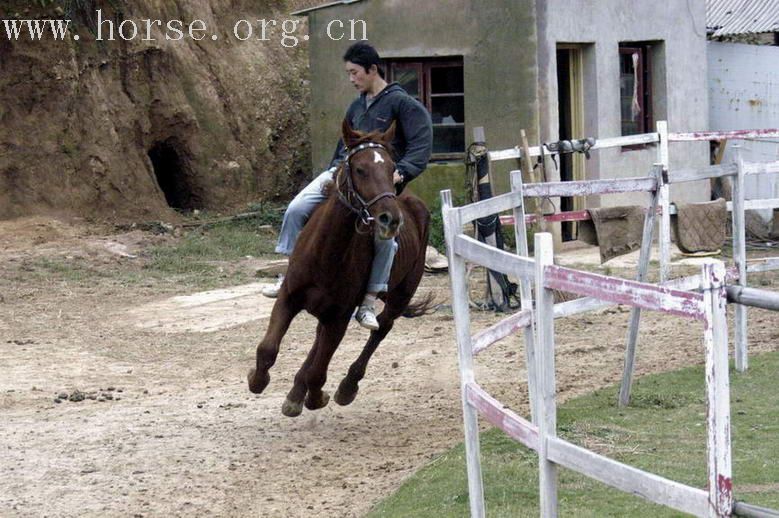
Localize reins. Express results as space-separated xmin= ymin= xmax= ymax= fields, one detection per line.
xmin=336 ymin=142 xmax=397 ymax=232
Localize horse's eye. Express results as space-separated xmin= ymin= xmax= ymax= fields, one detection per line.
xmin=355 ymin=167 xmax=367 ymax=177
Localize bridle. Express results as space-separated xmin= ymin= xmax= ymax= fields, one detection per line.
xmin=336 ymin=142 xmax=397 ymax=229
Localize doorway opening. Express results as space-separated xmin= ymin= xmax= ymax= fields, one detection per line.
xmin=556 ymin=45 xmax=586 ymax=241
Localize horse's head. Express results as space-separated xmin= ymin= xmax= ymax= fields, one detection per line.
xmin=339 ymin=119 xmax=403 ymax=240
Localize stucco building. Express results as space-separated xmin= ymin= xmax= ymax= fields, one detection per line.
xmin=294 ymin=0 xmax=710 ymax=242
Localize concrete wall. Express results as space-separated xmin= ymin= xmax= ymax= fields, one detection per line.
xmin=539 ymin=0 xmax=710 ymax=208
xmin=305 ymin=0 xmax=538 ymax=207
xmin=709 ymin=41 xmax=779 ymax=222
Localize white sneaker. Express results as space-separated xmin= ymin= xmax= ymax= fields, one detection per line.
xmin=262 ymin=274 xmax=284 ymax=298
xmin=355 ymin=304 xmax=379 ymax=330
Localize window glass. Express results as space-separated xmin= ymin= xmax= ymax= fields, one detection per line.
xmin=431 ymin=96 xmax=464 ymax=124
xmin=431 ymin=66 xmax=464 ymax=94
xmin=387 ymin=58 xmax=465 ymax=158
xmin=618 ymin=44 xmax=654 ymax=137
xmin=393 ymin=66 xmax=420 ymax=100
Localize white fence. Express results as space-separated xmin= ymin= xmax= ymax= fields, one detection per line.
xmin=442 ymin=187 xmax=734 ymax=516
xmin=485 ymin=122 xmax=779 ymax=385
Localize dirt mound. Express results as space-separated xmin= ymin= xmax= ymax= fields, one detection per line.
xmin=0 ymin=0 xmax=317 ymax=222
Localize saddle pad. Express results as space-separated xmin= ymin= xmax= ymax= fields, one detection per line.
xmin=672 ymin=198 xmax=727 ymax=254
xmin=578 ymin=205 xmax=644 ymax=264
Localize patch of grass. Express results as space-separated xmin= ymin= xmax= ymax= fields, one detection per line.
xmin=144 ymin=218 xmax=279 ymax=276
xmin=24 ymin=257 xmax=110 ymax=282
xmin=369 ymin=352 xmax=779 ymax=517
xmin=244 ymin=202 xmax=287 ymax=229
xmin=427 ymin=196 xmax=449 ymax=253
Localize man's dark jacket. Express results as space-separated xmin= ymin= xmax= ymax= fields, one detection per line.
xmin=329 ymin=82 xmax=433 ymax=183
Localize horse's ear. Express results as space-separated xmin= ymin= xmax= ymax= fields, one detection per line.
xmin=342 ymin=118 xmax=361 ymax=148
xmin=381 ymin=121 xmax=397 ymax=145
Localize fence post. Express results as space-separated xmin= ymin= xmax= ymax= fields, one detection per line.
xmin=701 ymin=261 xmax=733 ymax=517
xmin=657 ymin=120 xmax=671 ymax=283
xmin=733 ymin=147 xmax=748 ymax=372
xmin=534 ymin=233 xmax=558 ymax=517
xmin=441 ymin=189 xmax=486 ymax=518
xmin=511 ymin=170 xmax=539 ymax=423
xmin=619 ymin=164 xmax=663 ymax=406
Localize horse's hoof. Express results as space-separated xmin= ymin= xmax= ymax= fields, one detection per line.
xmin=304 ymin=390 xmax=330 ymax=411
xmin=334 ymin=385 xmax=358 ymax=406
xmin=247 ymin=368 xmax=270 ymax=394
xmin=281 ymin=398 xmax=303 ymax=417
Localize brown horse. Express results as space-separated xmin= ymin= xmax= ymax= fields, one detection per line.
xmin=247 ymin=120 xmax=432 ymax=417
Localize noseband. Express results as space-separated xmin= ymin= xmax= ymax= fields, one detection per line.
xmin=336 ymin=142 xmax=397 ymax=228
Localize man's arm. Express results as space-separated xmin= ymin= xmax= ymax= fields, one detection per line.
xmin=329 ymin=137 xmax=347 ymax=171
xmin=328 ymin=100 xmax=360 ymax=170
xmin=395 ymin=96 xmax=433 ymax=182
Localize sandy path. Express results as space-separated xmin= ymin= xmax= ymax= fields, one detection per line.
xmin=2 ymin=218 xmax=778 ymax=517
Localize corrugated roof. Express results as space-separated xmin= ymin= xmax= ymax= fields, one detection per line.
xmin=290 ymin=0 xmax=365 ymax=16
xmin=707 ymin=0 xmax=779 ymax=36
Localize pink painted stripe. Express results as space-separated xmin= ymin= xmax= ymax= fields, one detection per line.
xmin=472 ymin=310 xmax=532 ymax=356
xmin=466 ymin=382 xmax=539 ymax=451
xmin=500 ymin=206 xmax=663 ymax=226
xmin=669 ymin=129 xmax=779 ymax=142
xmin=544 ymin=265 xmax=706 ymax=320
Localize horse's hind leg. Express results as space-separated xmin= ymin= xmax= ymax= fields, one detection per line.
xmin=334 ymin=292 xmax=411 ymax=406
xmin=281 ymin=323 xmax=324 ymax=417
xmin=247 ymin=293 xmax=301 ymax=394
xmin=282 ymin=317 xmax=349 ymax=417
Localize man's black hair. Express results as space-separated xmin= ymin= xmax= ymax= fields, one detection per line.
xmin=343 ymin=41 xmax=385 ymax=79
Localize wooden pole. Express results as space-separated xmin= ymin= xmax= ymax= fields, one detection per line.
xmin=726 ymin=285 xmax=779 ymax=311
xmin=701 ymin=261 xmax=733 ymax=517
xmin=511 ymin=170 xmax=539 ymax=423
xmin=732 ymin=501 xmax=779 ymax=518
xmin=733 ymin=146 xmax=748 ymax=372
xmin=521 ymin=129 xmax=546 ymax=233
xmin=657 ymin=121 xmax=672 ymax=283
xmin=534 ymin=233 xmax=558 ymax=517
xmin=618 ymin=164 xmax=663 ymax=407
xmin=441 ymin=190 xmax=486 ymax=518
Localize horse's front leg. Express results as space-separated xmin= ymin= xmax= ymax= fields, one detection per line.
xmin=247 ymin=292 xmax=301 ymax=394
xmin=282 ymin=316 xmax=350 ymax=417
xmin=335 ymin=289 xmax=414 ymax=406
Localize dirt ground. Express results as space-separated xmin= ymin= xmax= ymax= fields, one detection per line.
xmin=2 ymin=217 xmax=778 ymax=517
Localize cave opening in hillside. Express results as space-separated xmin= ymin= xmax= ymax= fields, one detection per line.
xmin=148 ymin=139 xmax=199 ymax=210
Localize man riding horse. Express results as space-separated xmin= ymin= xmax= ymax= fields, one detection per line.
xmin=262 ymin=41 xmax=433 ymax=329
xmin=249 ymin=42 xmax=434 ymax=416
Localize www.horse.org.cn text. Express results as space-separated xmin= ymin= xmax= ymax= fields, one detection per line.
xmin=1 ymin=9 xmax=368 ymax=47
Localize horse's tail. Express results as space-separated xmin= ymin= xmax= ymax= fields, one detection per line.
xmin=402 ymin=291 xmax=437 ymax=318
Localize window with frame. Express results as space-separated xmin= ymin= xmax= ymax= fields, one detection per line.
xmin=385 ymin=58 xmax=464 ymax=160
xmin=619 ymin=43 xmax=653 ymax=136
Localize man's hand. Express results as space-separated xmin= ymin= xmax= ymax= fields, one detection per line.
xmin=393 ymin=170 xmax=403 ymax=184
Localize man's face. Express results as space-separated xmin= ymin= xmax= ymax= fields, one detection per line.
xmin=345 ymin=61 xmax=376 ymax=93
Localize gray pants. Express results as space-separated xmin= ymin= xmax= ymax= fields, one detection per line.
xmin=275 ymin=169 xmax=398 ymax=294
